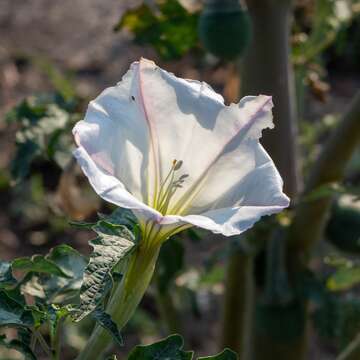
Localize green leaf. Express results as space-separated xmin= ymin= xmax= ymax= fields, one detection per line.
xmin=115 ymin=0 xmax=200 ymax=60
xmin=46 ymin=245 xmax=87 ymax=283
xmin=157 ymin=238 xmax=184 ymax=293
xmin=99 ymin=208 xmax=137 ymax=228
xmin=6 ymin=95 xmax=79 ymax=182
xmin=69 ymin=220 xmax=98 ymax=228
xmin=327 ymin=265 xmax=360 ymax=291
xmin=198 ymin=349 xmax=238 ymax=360
xmin=92 ymin=307 xmax=123 ymax=346
xmin=10 ymin=141 xmax=40 ymax=183
xmin=127 ymin=334 xmax=239 ymax=360
xmin=20 ymin=245 xmax=87 ymax=304
xmin=0 ymin=334 xmax=37 ymax=360
xmin=0 ymin=290 xmax=34 ymax=327
xmin=128 ymin=334 xmax=193 ymax=360
xmin=12 ymin=255 xmax=71 ymax=278
xmin=0 ymin=261 xmax=17 ymax=288
xmin=74 ymin=222 xmax=135 ymax=321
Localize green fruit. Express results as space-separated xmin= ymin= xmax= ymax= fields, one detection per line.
xmin=326 ymin=198 xmax=360 ymax=254
xmin=198 ymin=0 xmax=252 ymax=60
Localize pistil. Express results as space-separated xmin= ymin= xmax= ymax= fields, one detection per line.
xmin=154 ymin=160 xmax=188 ymax=214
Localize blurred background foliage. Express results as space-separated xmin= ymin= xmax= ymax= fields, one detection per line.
xmin=0 ymin=0 xmax=359 ymax=359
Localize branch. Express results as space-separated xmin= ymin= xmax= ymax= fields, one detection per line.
xmin=288 ymin=91 xmax=360 ymax=260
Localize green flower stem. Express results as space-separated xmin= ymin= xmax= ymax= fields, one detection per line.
xmin=77 ymin=241 xmax=161 ymax=360
xmin=51 ymin=318 xmax=62 ymax=360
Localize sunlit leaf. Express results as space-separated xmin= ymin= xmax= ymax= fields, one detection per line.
xmin=327 ymin=265 xmax=360 ymax=291
xmin=20 ymin=245 xmax=87 ymax=304
xmin=73 ymin=221 xmax=135 ymax=321
xmin=12 ymin=255 xmax=70 ymax=278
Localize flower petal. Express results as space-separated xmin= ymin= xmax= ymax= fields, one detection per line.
xmin=73 ymin=58 xmax=289 ymax=237
xmin=162 ymin=204 xmax=288 ymax=237
xmin=159 ymin=149 xmax=289 ymax=236
xmin=73 ymin=146 xmax=162 ymax=223
xmin=136 ymin=60 xmax=275 ymax=208
xmin=73 ymin=62 xmax=155 ymax=205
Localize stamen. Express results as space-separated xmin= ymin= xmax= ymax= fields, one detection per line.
xmin=154 ymin=160 xmax=187 ymax=214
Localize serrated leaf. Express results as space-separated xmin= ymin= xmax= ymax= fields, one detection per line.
xmin=92 ymin=307 xmax=123 ymax=346
xmin=74 ymin=222 xmax=135 ymax=321
xmin=0 ymin=334 xmax=37 ymax=360
xmin=12 ymin=255 xmax=70 ymax=278
xmin=0 ymin=261 xmax=17 ymax=288
xmin=327 ymin=266 xmax=360 ymax=291
xmin=0 ymin=290 xmax=34 ymax=327
xmin=128 ymin=334 xmax=193 ymax=360
xmin=198 ymin=349 xmax=238 ymax=360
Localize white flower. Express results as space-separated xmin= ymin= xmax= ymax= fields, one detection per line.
xmin=73 ymin=58 xmax=289 ymax=241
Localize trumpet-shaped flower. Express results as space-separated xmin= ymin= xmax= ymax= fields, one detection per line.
xmin=73 ymin=59 xmax=290 ymax=359
xmin=73 ymin=58 xmax=289 ymax=243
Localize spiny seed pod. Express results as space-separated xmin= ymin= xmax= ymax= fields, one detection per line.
xmin=198 ymin=0 xmax=252 ymax=60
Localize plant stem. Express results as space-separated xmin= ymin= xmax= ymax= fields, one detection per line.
xmin=288 ymin=91 xmax=360 ymax=260
xmin=336 ymin=333 xmax=360 ymax=360
xmin=221 ymin=248 xmax=254 ymax=359
xmin=76 ymin=243 xmax=161 ymax=360
xmin=33 ymin=331 xmax=52 ymax=358
xmin=30 ymin=333 xmax=37 ymax=351
xmin=51 ymin=318 xmax=62 ymax=360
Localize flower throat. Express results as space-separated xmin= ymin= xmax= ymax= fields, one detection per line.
xmin=153 ymin=160 xmax=188 ymax=214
